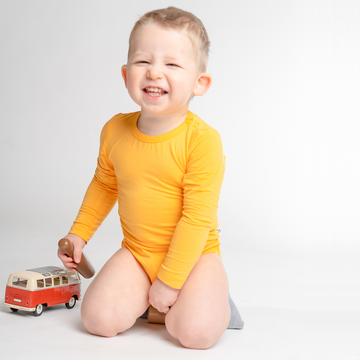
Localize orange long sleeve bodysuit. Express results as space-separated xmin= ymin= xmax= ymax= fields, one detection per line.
xmin=69 ymin=111 xmax=225 ymax=289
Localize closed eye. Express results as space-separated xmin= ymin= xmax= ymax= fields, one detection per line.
xmin=167 ymin=63 xmax=180 ymax=67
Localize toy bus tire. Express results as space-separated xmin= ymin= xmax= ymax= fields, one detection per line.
xmin=33 ymin=304 xmax=44 ymax=316
xmin=65 ymin=296 xmax=76 ymax=309
xmin=10 ymin=308 xmax=18 ymax=312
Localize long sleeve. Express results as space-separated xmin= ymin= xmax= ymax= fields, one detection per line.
xmin=67 ymin=111 xmax=224 ymax=288
xmin=157 ymin=127 xmax=225 ymax=289
xmin=69 ymin=121 xmax=118 ymax=242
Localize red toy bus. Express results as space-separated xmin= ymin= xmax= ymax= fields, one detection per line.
xmin=3 ymin=266 xmax=81 ymax=316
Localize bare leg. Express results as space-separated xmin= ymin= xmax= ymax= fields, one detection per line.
xmin=81 ymin=248 xmax=150 ymax=337
xmin=165 ymin=253 xmax=230 ymax=349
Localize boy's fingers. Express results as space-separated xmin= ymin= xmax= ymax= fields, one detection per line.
xmin=65 ymin=265 xmax=77 ymax=273
xmin=57 ymin=249 xmax=77 ymax=268
xmin=73 ymin=247 xmax=82 ymax=264
xmin=58 ymin=251 xmax=73 ymax=262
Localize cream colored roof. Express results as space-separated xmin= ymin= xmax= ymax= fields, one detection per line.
xmin=10 ymin=266 xmax=71 ymax=279
xmin=9 ymin=271 xmax=40 ymax=280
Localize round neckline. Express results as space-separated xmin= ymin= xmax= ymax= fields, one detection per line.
xmin=131 ymin=111 xmax=194 ymax=143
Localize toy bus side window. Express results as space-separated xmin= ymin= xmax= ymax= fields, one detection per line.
xmin=62 ymin=276 xmax=69 ymax=284
xmin=69 ymin=274 xmax=78 ymax=282
xmin=12 ymin=277 xmax=27 ymax=288
xmin=54 ymin=277 xmax=60 ymax=286
xmin=37 ymin=279 xmax=45 ymax=288
xmin=45 ymin=278 xmax=52 ymax=287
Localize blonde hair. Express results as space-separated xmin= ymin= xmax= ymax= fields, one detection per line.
xmin=128 ymin=6 xmax=210 ymax=73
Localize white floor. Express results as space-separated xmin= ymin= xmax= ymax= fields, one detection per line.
xmin=1 ymin=235 xmax=359 ymax=360
xmin=1 ymin=302 xmax=359 ymax=360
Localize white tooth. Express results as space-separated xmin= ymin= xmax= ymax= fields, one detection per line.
xmin=148 ymin=87 xmax=161 ymax=92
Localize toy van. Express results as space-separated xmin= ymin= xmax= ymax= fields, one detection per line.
xmin=3 ymin=266 xmax=81 ymax=316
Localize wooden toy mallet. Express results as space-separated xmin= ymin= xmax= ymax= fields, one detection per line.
xmin=58 ymin=238 xmax=95 ymax=279
xmin=58 ymin=238 xmax=165 ymax=324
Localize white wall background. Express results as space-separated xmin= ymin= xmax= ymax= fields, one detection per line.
xmin=0 ymin=0 xmax=359 ymax=312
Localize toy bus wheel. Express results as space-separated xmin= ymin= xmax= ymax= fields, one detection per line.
xmin=10 ymin=308 xmax=18 ymax=312
xmin=65 ymin=296 xmax=76 ymax=309
xmin=34 ymin=304 xmax=43 ymax=316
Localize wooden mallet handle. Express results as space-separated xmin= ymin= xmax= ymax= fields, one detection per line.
xmin=58 ymin=238 xmax=95 ymax=279
xmin=147 ymin=306 xmax=166 ymax=324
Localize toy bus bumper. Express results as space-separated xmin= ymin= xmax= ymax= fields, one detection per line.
xmin=3 ymin=302 xmax=36 ymax=312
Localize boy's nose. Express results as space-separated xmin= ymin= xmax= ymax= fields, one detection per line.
xmin=147 ymin=67 xmax=164 ymax=80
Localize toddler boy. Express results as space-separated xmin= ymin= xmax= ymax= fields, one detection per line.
xmin=58 ymin=6 xmax=232 ymax=349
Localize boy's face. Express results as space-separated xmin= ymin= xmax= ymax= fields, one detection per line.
xmin=122 ymin=23 xmax=211 ymax=119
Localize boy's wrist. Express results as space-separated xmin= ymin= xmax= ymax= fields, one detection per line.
xmin=156 ymin=277 xmax=176 ymax=290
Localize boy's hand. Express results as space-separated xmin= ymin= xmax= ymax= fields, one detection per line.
xmin=149 ymin=278 xmax=180 ymax=314
xmin=57 ymin=234 xmax=85 ymax=272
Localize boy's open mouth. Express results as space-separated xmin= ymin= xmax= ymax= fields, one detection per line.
xmin=143 ymin=87 xmax=168 ymax=97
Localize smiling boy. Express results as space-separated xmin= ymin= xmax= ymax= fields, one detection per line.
xmin=58 ymin=7 xmax=231 ymax=349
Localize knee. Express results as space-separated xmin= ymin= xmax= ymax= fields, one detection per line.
xmin=166 ymin=305 xmax=230 ymax=349
xmin=175 ymin=325 xmax=218 ymax=350
xmin=166 ymin=316 xmax=220 ymax=350
xmin=81 ymin=300 xmax=135 ymax=337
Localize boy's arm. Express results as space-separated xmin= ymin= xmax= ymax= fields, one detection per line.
xmin=68 ymin=120 xmax=118 ymax=243
xmin=157 ymin=127 xmax=225 ymax=290
xmin=58 ymin=165 xmax=117 ymax=271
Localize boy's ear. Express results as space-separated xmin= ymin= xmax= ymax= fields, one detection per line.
xmin=192 ymin=73 xmax=212 ymax=96
xmin=121 ymin=65 xmax=128 ymax=88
